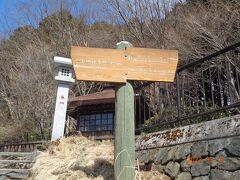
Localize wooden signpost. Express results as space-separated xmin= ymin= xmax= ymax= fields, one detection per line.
xmin=71 ymin=42 xmax=178 ymax=180
xmin=71 ymin=47 xmax=126 ymax=83
xmin=71 ymin=46 xmax=178 ymax=83
xmin=124 ymin=48 xmax=178 ymax=82
xmin=114 ymin=42 xmax=135 ymax=180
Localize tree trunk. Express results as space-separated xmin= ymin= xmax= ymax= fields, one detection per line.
xmin=38 ymin=120 xmax=45 ymax=140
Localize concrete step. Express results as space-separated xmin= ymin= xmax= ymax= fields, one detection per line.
xmin=0 ymin=152 xmax=35 ymax=161
xmin=0 ymin=176 xmax=12 ymax=180
xmin=0 ymin=169 xmax=29 ymax=179
xmin=0 ymin=160 xmax=34 ymax=169
xmin=0 ymin=152 xmax=37 ymax=179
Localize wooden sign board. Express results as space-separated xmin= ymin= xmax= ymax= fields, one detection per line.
xmin=71 ymin=47 xmax=126 ymax=83
xmin=124 ymin=48 xmax=178 ymax=82
xmin=71 ymin=46 xmax=178 ymax=83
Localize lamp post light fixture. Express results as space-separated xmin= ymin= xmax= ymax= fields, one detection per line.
xmin=51 ymin=56 xmax=75 ymax=141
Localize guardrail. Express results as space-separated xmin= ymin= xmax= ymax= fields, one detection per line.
xmin=135 ymin=41 xmax=240 ymax=132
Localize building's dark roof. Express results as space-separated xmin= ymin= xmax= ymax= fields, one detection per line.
xmin=68 ymin=89 xmax=115 ymax=109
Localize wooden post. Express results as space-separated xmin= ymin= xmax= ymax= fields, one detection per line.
xmin=115 ymin=41 xmax=135 ymax=180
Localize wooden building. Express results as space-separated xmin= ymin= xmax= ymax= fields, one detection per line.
xmin=68 ymin=88 xmax=149 ymax=139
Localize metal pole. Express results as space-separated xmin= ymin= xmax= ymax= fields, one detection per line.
xmin=176 ymin=72 xmax=181 ymax=119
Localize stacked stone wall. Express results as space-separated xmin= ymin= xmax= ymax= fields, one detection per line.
xmin=136 ymin=115 xmax=240 ymax=180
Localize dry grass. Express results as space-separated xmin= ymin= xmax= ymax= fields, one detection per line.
xmin=30 ymin=136 xmax=114 ymax=180
xmin=30 ymin=136 xmax=170 ymax=180
xmin=135 ymin=171 xmax=171 ymax=180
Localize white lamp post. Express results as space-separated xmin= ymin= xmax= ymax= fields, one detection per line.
xmin=51 ymin=56 xmax=75 ymax=141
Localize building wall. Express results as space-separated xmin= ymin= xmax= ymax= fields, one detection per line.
xmin=136 ymin=115 xmax=240 ymax=179
xmin=75 ymin=103 xmax=115 ymax=138
xmin=69 ymin=96 xmax=150 ymax=138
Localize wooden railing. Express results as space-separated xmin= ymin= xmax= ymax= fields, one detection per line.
xmin=0 ymin=133 xmax=115 ymax=152
xmin=0 ymin=141 xmax=45 ymax=152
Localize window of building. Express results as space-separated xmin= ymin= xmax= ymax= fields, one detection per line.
xmin=79 ymin=113 xmax=114 ymax=132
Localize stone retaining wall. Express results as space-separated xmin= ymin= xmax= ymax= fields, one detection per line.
xmin=136 ymin=115 xmax=240 ymax=180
